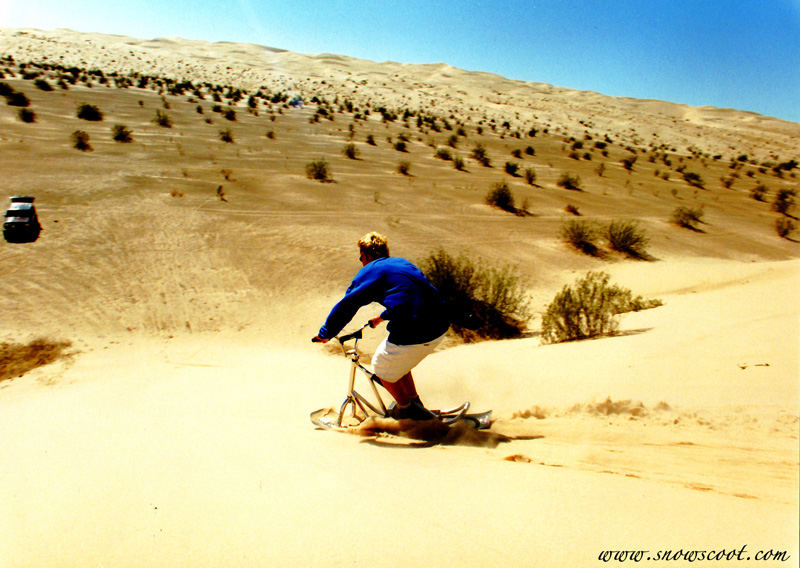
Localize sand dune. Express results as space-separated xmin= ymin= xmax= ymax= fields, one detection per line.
xmin=0 ymin=27 xmax=797 ymax=567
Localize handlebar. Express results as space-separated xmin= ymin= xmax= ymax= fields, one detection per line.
xmin=312 ymin=321 xmax=375 ymax=344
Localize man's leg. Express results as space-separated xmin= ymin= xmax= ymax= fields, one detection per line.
xmin=378 ymin=371 xmax=418 ymax=406
xmin=377 ymin=372 xmax=435 ymax=420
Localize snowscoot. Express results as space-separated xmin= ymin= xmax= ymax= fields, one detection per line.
xmin=310 ymin=321 xmax=492 ymax=432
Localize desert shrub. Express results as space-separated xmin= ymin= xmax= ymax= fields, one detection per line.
xmin=565 ymin=204 xmax=580 ymax=216
xmin=265 ymin=130 xmax=275 ymax=139
xmin=750 ymin=184 xmax=768 ymax=202
xmin=435 ymin=147 xmax=452 ymax=161
xmin=305 ymin=158 xmax=330 ymax=181
xmin=621 ymin=154 xmax=637 ymax=171
xmin=398 ymin=160 xmax=411 ymax=175
xmin=343 ymin=142 xmax=359 ymax=159
xmin=486 ymin=181 xmax=515 ymax=213
xmin=561 ymin=220 xmax=600 ymax=256
xmin=775 ymin=217 xmax=795 ymax=239
xmin=0 ymin=337 xmax=72 ymax=383
xmin=219 ymin=128 xmax=234 ymax=143
xmin=0 ymin=81 xmax=13 ymax=97
xmin=557 ymin=172 xmax=582 ymax=190
xmin=18 ymin=107 xmax=35 ymax=123
xmin=505 ymin=161 xmax=520 ymax=176
xmin=606 ymin=220 xmax=650 ymax=259
xmin=772 ymin=188 xmax=796 ymax=216
xmin=71 ymin=130 xmax=92 ymax=151
xmin=112 ymin=124 xmax=133 ymax=142
xmin=418 ymin=248 xmax=530 ymax=341
xmin=671 ymin=206 xmax=704 ymax=230
xmin=447 ymin=134 xmax=459 ymax=148
xmin=394 ymin=140 xmax=407 ymax=152
xmin=471 ymin=143 xmax=491 ymax=166
xmin=682 ymin=171 xmax=705 ymax=188
xmin=453 ymin=156 xmax=466 ymax=171
xmin=366 ymin=134 xmax=376 ymax=146
xmin=77 ymin=103 xmax=103 ymax=121
xmin=541 ymin=271 xmax=661 ymax=343
xmin=153 ymin=109 xmax=172 ymax=127
xmin=6 ymin=91 xmax=30 ymax=107
xmin=223 ymin=108 xmax=236 ymax=121
xmin=34 ymin=78 xmax=53 ymax=91
xmin=524 ymin=168 xmax=536 ymax=185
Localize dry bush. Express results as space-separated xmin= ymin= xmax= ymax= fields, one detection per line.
xmin=1 ymin=338 xmax=72 ymax=382
xmin=419 ymin=249 xmax=530 ymax=341
xmin=153 ymin=109 xmax=173 ymax=127
xmin=485 ymin=181 xmax=516 ymax=213
xmin=560 ymin=219 xmax=600 ymax=255
xmin=112 ymin=124 xmax=133 ymax=142
xmin=671 ymin=206 xmax=704 ymax=230
xmin=305 ymin=158 xmax=331 ymax=181
xmin=77 ymin=103 xmax=103 ymax=121
xmin=606 ymin=220 xmax=651 ymax=259
xmin=71 ymin=130 xmax=92 ymax=151
xmin=343 ymin=142 xmax=359 ymax=159
xmin=557 ymin=172 xmax=582 ymax=190
xmin=775 ymin=217 xmax=795 ymax=239
xmin=541 ymin=271 xmax=661 ymax=343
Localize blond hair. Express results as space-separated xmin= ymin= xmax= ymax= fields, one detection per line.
xmin=358 ymin=231 xmax=390 ymax=259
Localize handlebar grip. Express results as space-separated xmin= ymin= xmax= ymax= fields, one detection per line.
xmin=311 ymin=336 xmax=323 ymax=343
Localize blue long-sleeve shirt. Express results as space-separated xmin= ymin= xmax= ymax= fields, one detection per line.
xmin=318 ymin=257 xmax=449 ymax=345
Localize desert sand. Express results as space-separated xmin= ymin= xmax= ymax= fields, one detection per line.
xmin=0 ymin=28 xmax=798 ymax=567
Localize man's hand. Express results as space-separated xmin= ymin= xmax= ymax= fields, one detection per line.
xmin=311 ymin=335 xmax=329 ymax=343
xmin=368 ymin=316 xmax=384 ymax=328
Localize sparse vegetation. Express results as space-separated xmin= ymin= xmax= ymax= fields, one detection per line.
xmin=557 ymin=172 xmax=582 ymax=191
xmin=750 ymin=184 xmax=768 ymax=202
xmin=5 ymin=90 xmax=30 ymax=107
xmin=435 ymin=147 xmax=452 ymax=161
xmin=419 ymin=248 xmax=530 ymax=341
xmin=76 ymin=103 xmax=103 ymax=121
xmin=606 ymin=220 xmax=651 ymax=259
xmin=621 ymin=154 xmax=637 ymax=171
xmin=32 ymin=78 xmax=52 ymax=91
xmin=305 ymin=158 xmax=331 ymax=181
xmin=0 ymin=337 xmax=72 ymax=383
xmin=541 ymin=271 xmax=662 ymax=343
xmin=775 ymin=217 xmax=795 ymax=239
xmin=18 ymin=107 xmax=35 ymax=123
xmin=343 ymin=143 xmax=359 ymax=159
xmin=111 ymin=124 xmax=133 ymax=142
xmin=219 ymin=128 xmax=234 ymax=143
xmin=485 ymin=181 xmax=516 ymax=213
xmin=471 ymin=143 xmax=491 ymax=167
xmin=772 ymin=189 xmax=796 ymax=216
xmin=671 ymin=206 xmax=704 ymax=230
xmin=152 ymin=109 xmax=172 ymax=127
xmin=682 ymin=171 xmax=705 ymax=189
xmin=398 ymin=160 xmax=411 ymax=175
xmin=523 ymin=168 xmax=536 ymax=185
xmin=561 ymin=220 xmax=601 ymax=256
xmin=71 ymin=130 xmax=92 ymax=151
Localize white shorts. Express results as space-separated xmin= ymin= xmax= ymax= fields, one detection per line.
xmin=372 ymin=333 xmax=446 ymax=382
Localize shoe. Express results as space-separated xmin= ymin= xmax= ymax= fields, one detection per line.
xmin=386 ymin=397 xmax=437 ymax=421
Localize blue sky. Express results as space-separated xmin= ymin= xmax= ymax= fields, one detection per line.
xmin=2 ymin=0 xmax=799 ymax=122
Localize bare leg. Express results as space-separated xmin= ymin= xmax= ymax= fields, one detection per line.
xmin=377 ymin=372 xmax=419 ymax=406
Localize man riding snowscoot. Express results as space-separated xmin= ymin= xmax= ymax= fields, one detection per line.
xmin=312 ymin=232 xmax=449 ymax=421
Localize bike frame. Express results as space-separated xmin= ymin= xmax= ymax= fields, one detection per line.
xmin=334 ymin=323 xmax=388 ymax=427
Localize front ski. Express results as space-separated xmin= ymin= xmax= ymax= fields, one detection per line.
xmin=310 ymin=405 xmax=492 ymax=431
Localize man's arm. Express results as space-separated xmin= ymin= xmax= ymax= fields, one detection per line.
xmin=316 ymin=266 xmax=380 ymax=340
